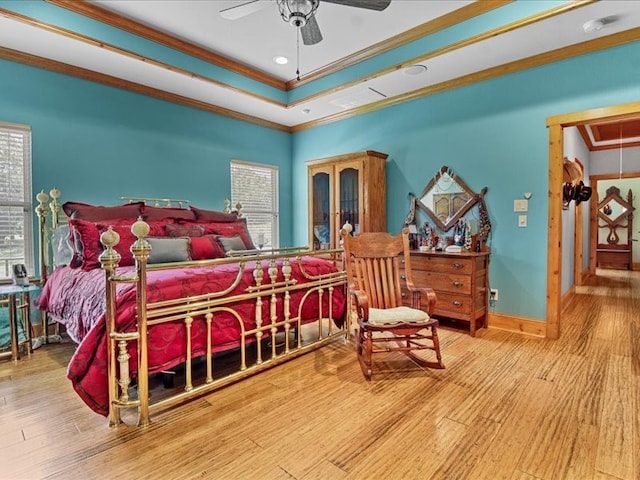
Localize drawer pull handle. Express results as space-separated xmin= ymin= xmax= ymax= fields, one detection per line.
xmin=401 ymin=258 xmax=405 ymax=264
xmin=453 ymin=263 xmax=464 ymax=269
xmin=400 ymin=274 xmax=406 ymax=280
xmin=452 ymin=281 xmax=463 ymax=287
xmin=401 ymin=293 xmax=407 ymax=298
xmin=452 ymin=301 xmax=463 ymax=307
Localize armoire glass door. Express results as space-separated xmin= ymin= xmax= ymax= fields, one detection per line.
xmin=311 ymin=172 xmax=330 ymax=249
xmin=339 ymin=167 xmax=359 ymax=235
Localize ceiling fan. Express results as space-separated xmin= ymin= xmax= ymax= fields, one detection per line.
xmin=220 ymin=0 xmax=392 ymax=46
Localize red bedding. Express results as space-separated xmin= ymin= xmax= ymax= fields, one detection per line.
xmin=36 ymin=257 xmax=345 ymax=416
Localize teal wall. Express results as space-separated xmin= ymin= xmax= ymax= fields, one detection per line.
xmin=0 ymin=59 xmax=293 ymax=249
xmin=3 ymin=28 xmax=640 ymax=323
xmin=291 ymin=42 xmax=640 ymax=321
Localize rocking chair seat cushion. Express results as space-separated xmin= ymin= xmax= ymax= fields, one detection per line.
xmin=368 ymin=306 xmax=431 ymax=325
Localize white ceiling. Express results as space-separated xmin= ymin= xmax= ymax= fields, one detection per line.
xmin=93 ymin=0 xmax=470 ymax=81
xmin=2 ymin=0 xmax=640 ymax=130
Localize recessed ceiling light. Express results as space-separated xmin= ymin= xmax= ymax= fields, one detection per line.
xmin=403 ymin=64 xmax=428 ymax=76
xmin=583 ymin=19 xmax=605 ymax=33
xmin=273 ymin=56 xmax=289 ymax=65
xmin=302 ymin=108 xmax=311 ymax=115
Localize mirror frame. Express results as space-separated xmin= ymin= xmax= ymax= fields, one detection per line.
xmin=415 ymin=165 xmax=481 ymax=231
xmin=597 ymin=186 xmax=633 ymax=227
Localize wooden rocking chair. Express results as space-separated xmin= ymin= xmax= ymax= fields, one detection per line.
xmin=342 ymin=228 xmax=444 ymax=380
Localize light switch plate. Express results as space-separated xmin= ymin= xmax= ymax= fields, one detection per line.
xmin=518 ymin=214 xmax=527 ymax=227
xmin=514 ymin=199 xmax=528 ymax=212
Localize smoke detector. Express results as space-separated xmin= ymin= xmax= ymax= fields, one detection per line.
xmin=583 ymin=19 xmax=605 ymax=33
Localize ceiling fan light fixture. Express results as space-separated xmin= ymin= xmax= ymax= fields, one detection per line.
xmin=277 ymin=0 xmax=320 ymax=28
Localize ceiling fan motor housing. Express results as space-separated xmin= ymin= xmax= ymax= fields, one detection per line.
xmin=278 ymin=0 xmax=320 ymax=27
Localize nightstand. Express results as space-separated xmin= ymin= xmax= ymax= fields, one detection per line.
xmin=0 ymin=284 xmax=38 ymax=362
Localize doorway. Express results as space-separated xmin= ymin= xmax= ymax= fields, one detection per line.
xmin=546 ymin=100 xmax=640 ymax=339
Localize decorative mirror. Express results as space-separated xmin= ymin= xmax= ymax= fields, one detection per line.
xmin=416 ymin=165 xmax=482 ymax=231
xmin=405 ymin=165 xmax=490 ymax=252
xmin=596 ymin=185 xmax=634 ymax=270
xmin=598 ymin=186 xmax=632 ymax=227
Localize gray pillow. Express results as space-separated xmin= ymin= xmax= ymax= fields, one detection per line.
xmin=217 ymin=235 xmax=247 ymax=253
xmin=147 ymin=237 xmax=191 ymax=264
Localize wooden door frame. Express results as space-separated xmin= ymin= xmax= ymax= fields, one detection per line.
xmin=546 ymin=100 xmax=640 ymax=339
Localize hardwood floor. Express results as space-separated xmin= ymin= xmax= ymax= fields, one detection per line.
xmin=0 ymin=268 xmax=638 ymax=480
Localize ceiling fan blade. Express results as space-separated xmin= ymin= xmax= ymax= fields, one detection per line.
xmin=220 ymin=0 xmax=267 ymax=20
xmin=301 ymin=15 xmax=323 ymax=45
xmin=321 ymin=0 xmax=391 ymax=11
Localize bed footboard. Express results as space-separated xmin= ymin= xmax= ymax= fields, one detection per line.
xmin=100 ymin=219 xmax=348 ymax=427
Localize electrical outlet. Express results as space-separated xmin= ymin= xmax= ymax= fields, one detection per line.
xmin=490 ymin=288 xmax=498 ymax=301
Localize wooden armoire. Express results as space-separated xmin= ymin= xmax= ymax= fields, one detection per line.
xmin=307 ymin=150 xmax=387 ymax=250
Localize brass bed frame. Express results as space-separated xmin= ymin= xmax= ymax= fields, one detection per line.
xmin=35 ymin=190 xmax=348 ymax=427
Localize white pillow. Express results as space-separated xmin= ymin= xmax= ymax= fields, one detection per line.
xmin=51 ymin=224 xmax=74 ymax=267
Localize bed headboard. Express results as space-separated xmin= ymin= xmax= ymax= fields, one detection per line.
xmin=120 ymin=196 xmax=190 ymax=208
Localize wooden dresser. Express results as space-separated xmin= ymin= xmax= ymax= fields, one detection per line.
xmin=401 ymin=250 xmax=490 ymax=336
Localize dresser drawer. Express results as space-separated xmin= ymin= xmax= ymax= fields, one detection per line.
xmin=433 ymin=292 xmax=472 ymax=316
xmin=409 ymin=271 xmax=471 ymax=295
xmin=406 ymin=255 xmax=472 ymax=274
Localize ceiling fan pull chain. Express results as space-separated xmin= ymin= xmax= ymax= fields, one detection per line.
xmin=296 ymin=27 xmax=301 ymax=81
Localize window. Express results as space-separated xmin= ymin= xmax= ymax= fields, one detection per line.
xmin=231 ymin=160 xmax=279 ymax=249
xmin=0 ymin=123 xmax=33 ymax=281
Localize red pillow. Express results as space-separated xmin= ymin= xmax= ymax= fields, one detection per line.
xmin=68 ymin=218 xmax=102 ymax=270
xmin=198 ymin=220 xmax=255 ymax=249
xmin=165 ymin=222 xmax=204 ymax=237
xmin=63 ymin=201 xmax=144 ymax=221
xmin=69 ymin=218 xmax=170 ymax=270
xmin=190 ymin=206 xmax=239 ymax=223
xmin=142 ymin=205 xmax=196 ymax=222
xmin=189 ymin=234 xmax=226 ymax=260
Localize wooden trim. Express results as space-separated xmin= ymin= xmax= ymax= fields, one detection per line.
xmin=305 ymin=150 xmax=388 ymax=166
xmin=288 ymin=0 xmax=513 ymax=89
xmin=547 ymin=102 xmax=640 ymax=128
xmin=294 ymin=25 xmax=640 ymax=132
xmin=291 ymin=0 xmax=594 ymax=108
xmin=486 ymin=312 xmax=546 ymax=337
xmin=589 ymin=171 xmax=640 ymax=182
xmin=576 ymin=124 xmax=640 ymax=151
xmin=547 ymin=124 xmax=563 ymax=340
xmin=0 ymin=45 xmax=290 ymax=133
xmin=549 ymin=103 xmax=640 ymax=340
xmin=45 ymin=0 xmax=286 ymax=91
xmin=573 ymin=159 xmax=585 ymax=287
xmin=0 ymin=7 xmax=286 ymax=110
xmin=6 ymin=1 xmax=640 ymax=134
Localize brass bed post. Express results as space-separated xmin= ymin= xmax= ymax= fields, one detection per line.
xmin=130 ymin=218 xmax=151 ymax=427
xmin=34 ymin=191 xmax=50 ymax=344
xmin=99 ymin=227 xmax=123 ymax=427
xmin=34 ymin=191 xmax=49 ymax=286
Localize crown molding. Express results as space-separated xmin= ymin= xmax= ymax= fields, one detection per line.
xmin=46 ymin=0 xmax=287 ymax=91
xmin=0 ymin=45 xmax=291 ymax=133
xmin=288 ymin=0 xmax=513 ymax=89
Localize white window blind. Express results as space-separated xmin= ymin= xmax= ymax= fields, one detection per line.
xmin=0 ymin=122 xmax=33 ymax=281
xmin=231 ymin=160 xmax=279 ymax=249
